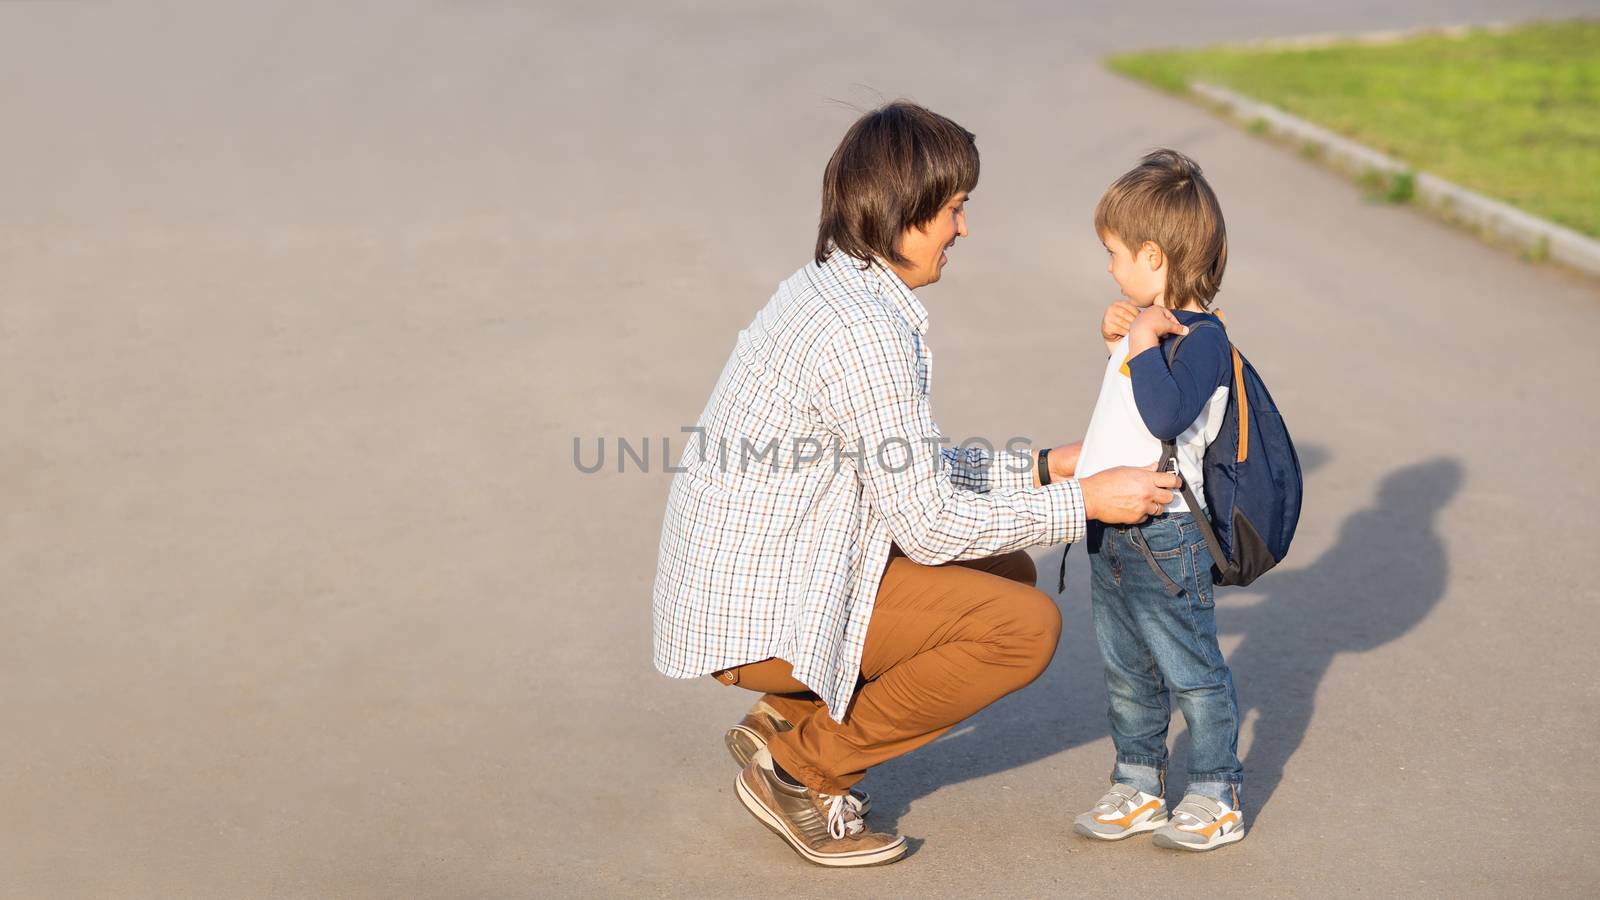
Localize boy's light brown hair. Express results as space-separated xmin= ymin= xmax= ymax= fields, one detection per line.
xmin=1095 ymin=149 xmax=1228 ymax=308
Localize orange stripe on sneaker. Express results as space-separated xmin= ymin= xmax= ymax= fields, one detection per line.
xmin=1097 ymin=798 xmax=1161 ymax=828
xmin=1194 ymin=811 xmax=1240 ymax=838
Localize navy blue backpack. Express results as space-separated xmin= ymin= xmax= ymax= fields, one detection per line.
xmin=1159 ymin=316 xmax=1302 ymax=586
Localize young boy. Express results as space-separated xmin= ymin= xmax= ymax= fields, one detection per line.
xmin=1069 ymin=149 xmax=1245 ymax=851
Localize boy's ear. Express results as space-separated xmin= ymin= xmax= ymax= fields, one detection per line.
xmin=1140 ymin=240 xmax=1166 ymax=272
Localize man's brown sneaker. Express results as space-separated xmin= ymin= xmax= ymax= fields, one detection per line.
xmin=725 ymin=700 xmax=871 ymax=815
xmin=724 ymin=699 xmax=789 ymax=766
xmin=735 ymin=747 xmax=907 ymax=868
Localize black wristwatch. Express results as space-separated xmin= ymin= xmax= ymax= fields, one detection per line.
xmin=1037 ymin=447 xmax=1052 ymax=486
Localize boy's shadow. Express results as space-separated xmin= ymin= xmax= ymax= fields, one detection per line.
xmin=865 ymin=451 xmax=1462 ymax=829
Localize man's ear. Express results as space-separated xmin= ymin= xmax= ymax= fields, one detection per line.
xmin=1140 ymin=241 xmax=1166 ymax=272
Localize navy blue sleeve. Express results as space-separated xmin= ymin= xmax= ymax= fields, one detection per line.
xmin=1126 ymin=324 xmax=1231 ymax=441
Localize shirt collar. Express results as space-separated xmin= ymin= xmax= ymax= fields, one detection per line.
xmin=868 ymin=258 xmax=930 ymax=336
xmin=819 ymin=246 xmax=931 ymax=336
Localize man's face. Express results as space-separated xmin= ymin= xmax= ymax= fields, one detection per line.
xmin=1100 ymin=230 xmax=1166 ymax=307
xmin=892 ymin=193 xmax=968 ymax=289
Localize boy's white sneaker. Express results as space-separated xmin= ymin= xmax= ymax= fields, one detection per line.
xmin=1151 ymin=793 xmax=1246 ymax=851
xmin=1072 ymin=783 xmax=1168 ymax=840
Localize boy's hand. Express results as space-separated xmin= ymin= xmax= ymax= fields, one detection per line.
xmin=1101 ymin=301 xmax=1140 ymax=352
xmin=1127 ymin=305 xmax=1189 ymax=357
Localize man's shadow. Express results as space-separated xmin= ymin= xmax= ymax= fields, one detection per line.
xmin=863 ymin=452 xmax=1462 ymax=830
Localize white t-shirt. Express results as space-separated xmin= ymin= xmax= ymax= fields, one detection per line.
xmin=1076 ymin=333 xmax=1229 ymax=514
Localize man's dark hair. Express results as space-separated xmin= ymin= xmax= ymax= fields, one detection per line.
xmin=815 ymin=101 xmax=979 ymax=267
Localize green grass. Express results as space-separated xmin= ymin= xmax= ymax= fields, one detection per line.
xmin=1109 ymin=21 xmax=1600 ymax=238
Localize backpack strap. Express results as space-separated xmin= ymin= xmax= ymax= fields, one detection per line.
xmin=1159 ymin=436 xmax=1235 ymax=583
xmin=1157 ymin=314 xmax=1236 ymax=580
xmin=1160 ymin=313 xmax=1225 ymax=367
xmin=1057 ymin=539 xmax=1070 ymax=595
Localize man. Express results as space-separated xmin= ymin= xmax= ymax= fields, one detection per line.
xmin=651 ymin=101 xmax=1180 ymax=867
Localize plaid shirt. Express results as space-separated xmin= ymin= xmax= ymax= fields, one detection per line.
xmin=651 ymin=250 xmax=1085 ymax=720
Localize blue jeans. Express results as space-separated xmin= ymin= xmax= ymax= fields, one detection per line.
xmin=1088 ymin=514 xmax=1242 ymax=807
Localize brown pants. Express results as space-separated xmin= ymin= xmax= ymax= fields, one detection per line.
xmin=716 ymin=547 xmax=1060 ymax=795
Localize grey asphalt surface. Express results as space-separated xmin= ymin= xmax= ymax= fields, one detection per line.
xmin=4 ymin=2 xmax=1599 ymax=897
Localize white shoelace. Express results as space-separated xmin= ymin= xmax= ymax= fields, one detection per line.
xmin=820 ymin=793 xmax=865 ymax=840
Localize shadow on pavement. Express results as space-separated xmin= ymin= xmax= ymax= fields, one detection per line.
xmin=864 ymin=452 xmax=1462 ymax=831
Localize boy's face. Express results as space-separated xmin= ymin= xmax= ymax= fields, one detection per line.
xmin=1100 ymin=230 xmax=1166 ymax=307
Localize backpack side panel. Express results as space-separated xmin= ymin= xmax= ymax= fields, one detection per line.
xmin=1210 ymin=354 xmax=1302 ymax=586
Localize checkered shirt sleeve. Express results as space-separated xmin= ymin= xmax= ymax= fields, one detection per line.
xmin=942 ymin=444 xmax=1042 ymax=494
xmin=812 ymin=312 xmax=1084 ymax=566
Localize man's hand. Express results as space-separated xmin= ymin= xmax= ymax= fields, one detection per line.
xmin=1101 ymin=301 xmax=1140 ymax=353
xmin=1127 ymin=305 xmax=1188 ymax=357
xmin=1047 ymin=440 xmax=1081 ymax=483
xmin=1079 ymin=461 xmax=1181 ymax=524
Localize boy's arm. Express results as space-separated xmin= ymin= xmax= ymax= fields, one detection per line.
xmin=1125 ymin=311 xmax=1231 ymax=441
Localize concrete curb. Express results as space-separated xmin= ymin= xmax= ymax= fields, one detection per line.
xmin=1190 ymin=81 xmax=1600 ymax=279
xmin=1220 ymin=20 xmax=1521 ymax=52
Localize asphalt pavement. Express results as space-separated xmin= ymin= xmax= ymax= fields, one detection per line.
xmin=3 ymin=2 xmax=1599 ymax=897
